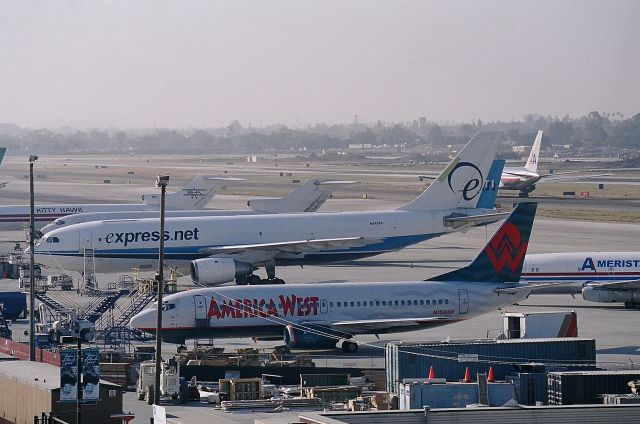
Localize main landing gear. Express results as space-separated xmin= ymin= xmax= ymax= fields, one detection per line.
xmin=341 ymin=340 xmax=358 ymax=353
xmin=518 ymin=185 xmax=535 ymax=198
xmin=236 ymin=264 xmax=286 ymax=285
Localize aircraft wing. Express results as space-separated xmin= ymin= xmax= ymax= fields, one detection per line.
xmin=199 ymin=236 xmax=379 ymax=256
xmin=542 ymin=172 xmax=614 ymax=182
xmin=443 ymin=211 xmax=509 ymax=229
xmin=330 ymin=316 xmax=456 ymax=333
xmin=587 ymin=279 xmax=640 ymax=290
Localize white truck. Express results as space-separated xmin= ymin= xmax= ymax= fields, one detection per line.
xmin=46 ymin=274 xmax=74 ymax=291
xmin=38 ymin=309 xmax=95 ymax=344
xmin=137 ymin=358 xmax=187 ymax=404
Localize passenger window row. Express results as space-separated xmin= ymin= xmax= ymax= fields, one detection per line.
xmin=329 ymin=299 xmax=449 ymax=308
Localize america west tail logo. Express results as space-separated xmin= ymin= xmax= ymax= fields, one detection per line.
xmin=485 ymin=222 xmax=528 ymax=273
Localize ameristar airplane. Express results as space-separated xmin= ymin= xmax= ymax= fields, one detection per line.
xmin=522 ymin=252 xmax=640 ymax=308
xmin=129 ymin=202 xmax=538 ymax=353
xmin=35 ymin=132 xmax=505 ymax=285
xmin=39 ymin=178 xmax=356 ymax=234
xmin=0 ymin=175 xmax=230 ymax=231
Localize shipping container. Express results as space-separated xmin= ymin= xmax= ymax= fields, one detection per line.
xmin=506 ymin=372 xmax=548 ymax=405
xmin=386 ymin=338 xmax=596 ymax=394
xmin=399 ymin=380 xmax=515 ymax=409
xmin=548 ymin=370 xmax=640 ymax=405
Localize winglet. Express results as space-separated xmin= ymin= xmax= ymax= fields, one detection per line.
xmin=399 ymin=132 xmax=498 ymax=211
xmin=524 ymin=131 xmax=543 ymax=173
xmin=430 ymin=202 xmax=537 ymax=283
xmin=0 ymin=148 xmax=6 ymax=165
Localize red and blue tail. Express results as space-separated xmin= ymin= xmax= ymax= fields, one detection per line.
xmin=429 ymin=202 xmax=537 ymax=283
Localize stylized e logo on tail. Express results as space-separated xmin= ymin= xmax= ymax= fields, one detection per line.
xmin=485 ymin=222 xmax=527 ymax=273
xmin=447 ymin=161 xmax=484 ymax=201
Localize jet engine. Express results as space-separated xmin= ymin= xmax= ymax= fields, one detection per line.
xmin=283 ymin=324 xmax=338 ymax=349
xmin=582 ymin=286 xmax=640 ymax=306
xmin=190 ymin=258 xmax=253 ymax=286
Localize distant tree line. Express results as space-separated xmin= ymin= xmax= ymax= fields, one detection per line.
xmin=0 ymin=111 xmax=638 ymax=155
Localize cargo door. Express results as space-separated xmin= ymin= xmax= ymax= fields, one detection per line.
xmin=193 ymin=294 xmax=208 ymax=327
xmin=79 ymin=230 xmax=92 ymax=252
xmin=458 ymin=289 xmax=469 ymax=314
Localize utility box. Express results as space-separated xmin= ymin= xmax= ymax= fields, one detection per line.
xmin=502 ymin=311 xmax=578 ymax=339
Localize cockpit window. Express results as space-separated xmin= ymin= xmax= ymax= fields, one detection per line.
xmin=162 ymin=303 xmax=176 ymax=311
xmin=46 ymin=237 xmax=60 ymax=243
xmin=56 ymin=220 xmax=65 ymax=225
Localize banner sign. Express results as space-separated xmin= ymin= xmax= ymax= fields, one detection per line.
xmin=82 ymin=348 xmax=100 ymax=402
xmin=60 ymin=349 xmax=78 ymax=403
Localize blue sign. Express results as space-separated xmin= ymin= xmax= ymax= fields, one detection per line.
xmin=82 ymin=348 xmax=100 ymax=402
xmin=60 ymin=350 xmax=78 ymax=403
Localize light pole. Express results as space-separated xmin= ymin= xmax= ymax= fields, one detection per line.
xmin=154 ymin=175 xmax=169 ymax=404
xmin=28 ymin=154 xmax=38 ymax=361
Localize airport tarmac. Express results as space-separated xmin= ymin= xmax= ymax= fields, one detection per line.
xmin=0 ymin=156 xmax=639 ymax=423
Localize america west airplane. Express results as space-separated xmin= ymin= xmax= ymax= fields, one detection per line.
xmin=128 ymin=202 xmax=538 ymax=353
xmin=0 ymin=175 xmax=233 ymax=231
xmin=34 ymin=132 xmax=506 ymax=285
xmin=39 ymin=178 xmax=357 ymax=235
xmin=522 ymin=252 xmax=640 ymax=308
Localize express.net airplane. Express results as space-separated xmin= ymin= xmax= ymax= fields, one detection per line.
xmin=39 ymin=178 xmax=357 ymax=235
xmin=522 ymin=252 xmax=640 ymax=308
xmin=34 ymin=132 xmax=506 ymax=285
xmin=0 ymin=175 xmax=234 ymax=231
xmin=128 ymin=202 xmax=537 ymax=352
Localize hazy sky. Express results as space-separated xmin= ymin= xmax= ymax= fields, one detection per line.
xmin=1 ymin=0 xmax=639 ymax=128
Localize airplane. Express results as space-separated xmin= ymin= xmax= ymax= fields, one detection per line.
xmin=34 ymin=132 xmax=506 ymax=284
xmin=0 ymin=147 xmax=8 ymax=189
xmin=39 ymin=178 xmax=357 ymax=235
xmin=522 ymin=252 xmax=640 ymax=308
xmin=500 ymin=130 xmax=543 ymax=197
xmin=0 ymin=175 xmax=235 ymax=231
xmin=128 ymin=202 xmax=538 ymax=352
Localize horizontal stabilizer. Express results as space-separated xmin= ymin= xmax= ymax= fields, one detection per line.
xmin=443 ymin=211 xmax=509 ymax=230
xmin=143 ymin=175 xmax=244 ymax=210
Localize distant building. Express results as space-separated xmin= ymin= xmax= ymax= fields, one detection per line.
xmin=348 ymin=144 xmax=373 ymax=150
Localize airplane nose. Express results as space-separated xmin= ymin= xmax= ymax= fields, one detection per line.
xmin=129 ymin=309 xmax=154 ymax=330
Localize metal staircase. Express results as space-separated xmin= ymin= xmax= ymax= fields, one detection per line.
xmin=34 ymin=292 xmax=67 ymax=313
xmin=95 ymin=288 xmax=156 ymax=345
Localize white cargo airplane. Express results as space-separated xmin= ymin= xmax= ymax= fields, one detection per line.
xmin=0 ymin=175 xmax=234 ymax=231
xmin=34 ymin=132 xmax=506 ymax=285
xmin=39 ymin=178 xmax=357 ymax=234
xmin=128 ymin=203 xmax=537 ymax=352
xmin=522 ymin=252 xmax=640 ymax=308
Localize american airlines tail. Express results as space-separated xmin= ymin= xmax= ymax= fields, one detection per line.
xmin=142 ymin=175 xmax=243 ymax=210
xmin=248 ymin=179 xmax=357 ymax=213
xmin=400 ymin=132 xmax=499 ymax=211
xmin=430 ymin=202 xmax=537 ymax=283
xmin=524 ymin=130 xmax=543 ymax=173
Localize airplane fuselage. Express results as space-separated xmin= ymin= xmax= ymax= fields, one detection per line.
xmin=34 ymin=207 xmax=485 ymax=273
xmin=522 ymin=252 xmax=640 ymax=295
xmin=500 ymin=168 xmax=542 ymax=191
xmin=129 ymin=280 xmax=528 ymax=344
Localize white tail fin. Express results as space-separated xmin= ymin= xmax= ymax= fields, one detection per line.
xmin=399 ymin=132 xmax=499 ymax=211
xmin=248 ymin=179 xmax=358 ymax=213
xmin=142 ymin=176 xmax=244 ymax=210
xmin=524 ymin=130 xmax=543 ymax=172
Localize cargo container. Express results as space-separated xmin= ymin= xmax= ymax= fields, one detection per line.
xmin=548 ymin=370 xmax=640 ymax=405
xmin=0 ymin=291 xmax=27 ymax=320
xmin=399 ymin=380 xmax=515 ymax=409
xmin=386 ymin=338 xmax=596 ymax=394
xmin=502 ymin=311 xmax=578 ymax=339
xmin=506 ymin=372 xmax=548 ymax=405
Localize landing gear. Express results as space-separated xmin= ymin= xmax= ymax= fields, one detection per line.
xmin=236 ymin=274 xmax=262 ymax=285
xmin=238 ymin=263 xmax=287 ymax=285
xmin=341 ymin=340 xmax=358 ymax=353
xmin=624 ymin=302 xmax=639 ymax=309
xmin=518 ymin=185 xmax=535 ymax=198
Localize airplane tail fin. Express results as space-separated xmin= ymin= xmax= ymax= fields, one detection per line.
xmin=429 ymin=202 xmax=537 ymax=283
xmin=524 ymin=130 xmax=543 ymax=173
xmin=475 ymin=159 xmax=505 ymax=209
xmin=248 ymin=179 xmax=358 ymax=213
xmin=399 ymin=132 xmax=499 ymax=211
xmin=142 ymin=176 xmax=244 ymax=210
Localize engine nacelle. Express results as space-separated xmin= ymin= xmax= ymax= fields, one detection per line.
xmin=582 ymin=286 xmax=640 ymax=304
xmin=190 ymin=258 xmax=253 ymax=286
xmin=283 ymin=324 xmax=338 ymax=349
